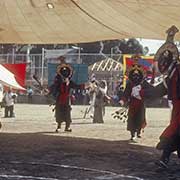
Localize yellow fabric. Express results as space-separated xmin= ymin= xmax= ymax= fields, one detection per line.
xmin=0 ymin=0 xmax=180 ymax=44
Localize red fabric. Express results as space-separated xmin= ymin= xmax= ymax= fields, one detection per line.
xmin=161 ymin=101 xmax=180 ymax=138
xmin=58 ymin=83 xmax=70 ymax=105
xmin=2 ymin=64 xmax=26 ymax=88
xmin=161 ymin=70 xmax=180 ymax=138
xmin=127 ymin=86 xmax=145 ymax=115
xmin=128 ymin=98 xmax=143 ymax=116
xmin=128 ymin=88 xmax=146 ymax=129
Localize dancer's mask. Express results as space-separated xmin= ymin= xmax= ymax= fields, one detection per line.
xmin=128 ymin=65 xmax=144 ymax=85
xmin=154 ymin=25 xmax=179 ymax=74
xmin=158 ymin=50 xmax=174 ymax=74
xmin=56 ymin=63 xmax=73 ymax=79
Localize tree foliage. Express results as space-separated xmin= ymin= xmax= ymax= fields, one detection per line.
xmin=79 ymin=38 xmax=144 ymax=55
xmin=0 ymin=38 xmax=144 ymax=55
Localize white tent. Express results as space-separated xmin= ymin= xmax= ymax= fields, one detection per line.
xmin=0 ymin=0 xmax=180 ymax=44
xmin=0 ymin=65 xmax=25 ymax=90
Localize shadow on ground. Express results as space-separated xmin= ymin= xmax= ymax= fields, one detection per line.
xmin=0 ymin=132 xmax=179 ymax=180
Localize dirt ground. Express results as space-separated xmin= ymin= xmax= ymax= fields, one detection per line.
xmin=0 ymin=104 xmax=179 ymax=180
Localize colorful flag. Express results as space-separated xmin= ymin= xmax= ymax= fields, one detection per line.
xmin=123 ymin=55 xmax=154 ymax=87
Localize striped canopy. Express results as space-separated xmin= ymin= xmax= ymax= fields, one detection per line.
xmin=0 ymin=0 xmax=180 ymax=44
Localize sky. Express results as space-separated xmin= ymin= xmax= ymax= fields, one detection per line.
xmin=138 ymin=38 xmax=165 ymax=55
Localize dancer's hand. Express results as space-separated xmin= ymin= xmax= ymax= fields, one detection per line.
xmin=119 ymin=100 xmax=124 ymax=106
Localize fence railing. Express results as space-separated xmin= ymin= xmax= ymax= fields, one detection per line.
xmin=0 ymin=53 xmax=123 ymax=87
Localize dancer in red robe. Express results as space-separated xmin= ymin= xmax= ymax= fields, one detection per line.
xmin=120 ymin=55 xmax=148 ymax=140
xmin=49 ymin=57 xmax=84 ymax=132
xmin=154 ymin=25 xmax=180 ymax=168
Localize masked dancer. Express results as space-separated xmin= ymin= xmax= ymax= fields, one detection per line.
xmin=120 ymin=55 xmax=148 ymax=141
xmin=49 ymin=56 xmax=84 ymax=132
xmin=153 ymin=25 xmax=180 ymax=168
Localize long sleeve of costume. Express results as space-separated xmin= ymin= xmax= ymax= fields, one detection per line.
xmin=49 ymin=74 xmax=62 ymax=98
xmin=143 ymin=80 xmax=167 ymax=100
xmin=121 ymin=81 xmax=132 ymax=104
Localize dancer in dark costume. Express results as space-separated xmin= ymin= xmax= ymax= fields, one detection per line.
xmin=153 ymin=26 xmax=180 ymax=168
xmin=49 ymin=57 xmax=84 ymax=132
xmin=120 ymin=57 xmax=148 ymax=140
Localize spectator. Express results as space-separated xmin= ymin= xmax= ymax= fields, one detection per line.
xmin=27 ymin=86 xmax=33 ymax=103
xmin=3 ymin=88 xmax=17 ymax=118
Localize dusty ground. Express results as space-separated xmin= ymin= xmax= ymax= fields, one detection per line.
xmin=0 ymin=104 xmax=179 ymax=180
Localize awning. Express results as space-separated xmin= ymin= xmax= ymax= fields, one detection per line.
xmin=0 ymin=0 xmax=180 ymax=44
xmin=0 ymin=65 xmax=25 ymax=90
xmin=89 ymin=58 xmax=123 ymax=72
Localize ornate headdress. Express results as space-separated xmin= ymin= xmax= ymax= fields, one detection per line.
xmin=131 ymin=54 xmax=142 ymax=64
xmin=56 ymin=63 xmax=73 ymax=79
xmin=154 ymin=25 xmax=179 ymax=74
xmin=128 ymin=64 xmax=144 ymax=84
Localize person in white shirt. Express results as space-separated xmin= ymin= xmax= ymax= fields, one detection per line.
xmin=27 ymin=86 xmax=33 ymax=103
xmin=3 ymin=88 xmax=17 ymax=118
